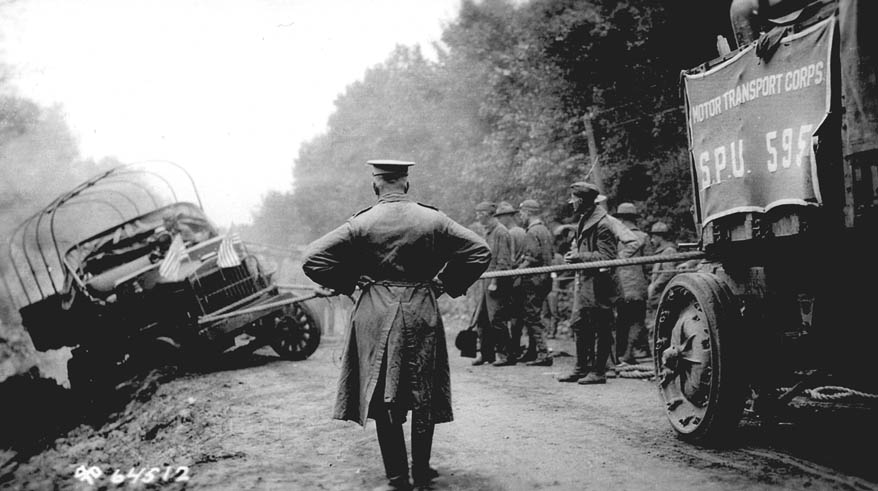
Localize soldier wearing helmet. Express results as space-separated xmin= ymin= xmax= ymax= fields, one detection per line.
xmin=495 ymin=201 xmax=529 ymax=362
xmin=515 ymin=199 xmax=555 ymax=366
xmin=647 ymin=221 xmax=678 ymax=311
xmin=611 ymin=203 xmax=653 ymax=364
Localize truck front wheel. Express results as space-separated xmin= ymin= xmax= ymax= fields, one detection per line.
xmin=654 ymin=272 xmax=748 ymax=444
xmin=269 ymin=302 xmax=321 ymax=361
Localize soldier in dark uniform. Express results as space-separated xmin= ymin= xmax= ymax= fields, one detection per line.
xmin=516 ymin=199 xmax=555 ymax=366
xmin=302 ymin=160 xmax=491 ymax=490
xmin=471 ymin=201 xmax=516 ymax=366
xmin=611 ymin=203 xmax=653 ymax=364
xmin=495 ymin=201 xmax=528 ymax=360
xmin=557 ymin=182 xmax=619 ymax=385
xmin=647 ymin=221 xmax=678 ymax=311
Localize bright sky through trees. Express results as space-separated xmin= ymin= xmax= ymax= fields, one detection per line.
xmin=1 ymin=0 xmax=460 ymax=225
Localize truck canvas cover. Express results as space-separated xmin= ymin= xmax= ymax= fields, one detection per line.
xmin=683 ymin=17 xmax=833 ymax=226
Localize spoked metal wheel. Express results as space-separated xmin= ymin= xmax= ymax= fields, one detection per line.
xmin=270 ymin=302 xmax=322 ymax=360
xmin=653 ymin=272 xmax=747 ymax=444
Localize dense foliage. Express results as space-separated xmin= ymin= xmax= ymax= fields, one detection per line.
xmin=246 ymin=0 xmax=734 ymax=246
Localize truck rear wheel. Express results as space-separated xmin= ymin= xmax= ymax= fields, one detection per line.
xmin=654 ymin=272 xmax=747 ymax=444
xmin=270 ymin=302 xmax=321 ymax=361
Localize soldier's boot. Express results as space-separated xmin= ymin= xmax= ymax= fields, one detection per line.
xmin=411 ymin=424 xmax=438 ymax=486
xmin=615 ymin=324 xmax=629 ymax=363
xmin=376 ymin=419 xmax=410 ymax=489
xmin=526 ymin=356 xmax=553 ymax=366
xmin=621 ymin=322 xmax=649 ymax=364
xmin=619 ymin=343 xmax=639 ymax=365
xmin=558 ymin=333 xmax=589 ymax=382
xmin=577 ymin=372 xmax=607 ymax=385
xmin=526 ymin=328 xmax=552 ymax=366
xmin=492 ymin=352 xmax=516 ymax=366
xmin=518 ymin=347 xmax=537 ymax=363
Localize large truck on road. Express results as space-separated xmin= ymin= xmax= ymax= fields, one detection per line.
xmin=655 ymin=0 xmax=877 ymax=442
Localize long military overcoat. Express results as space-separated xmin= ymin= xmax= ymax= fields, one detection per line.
xmin=302 ymin=193 xmax=490 ymax=428
xmin=571 ymin=207 xmax=621 ymax=309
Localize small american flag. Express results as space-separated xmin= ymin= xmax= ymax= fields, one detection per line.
xmin=217 ymin=232 xmax=242 ymax=268
xmin=159 ymin=234 xmax=188 ymax=281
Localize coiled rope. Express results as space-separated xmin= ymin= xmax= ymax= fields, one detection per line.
xmin=805 ymin=386 xmax=878 ymax=401
xmin=615 ymin=362 xmax=654 ymax=379
xmin=479 ymin=251 xmax=706 ymax=279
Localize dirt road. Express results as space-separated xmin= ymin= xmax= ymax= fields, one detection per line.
xmin=3 ymin=318 xmax=877 ymax=490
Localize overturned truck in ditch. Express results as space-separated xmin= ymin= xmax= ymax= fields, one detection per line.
xmin=3 ymin=162 xmax=322 ymax=392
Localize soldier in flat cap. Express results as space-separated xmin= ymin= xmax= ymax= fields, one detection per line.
xmin=516 ymin=199 xmax=555 ymax=365
xmin=495 ymin=201 xmax=528 ymax=361
xmin=470 ymin=200 xmax=516 ymax=366
xmin=558 ymin=182 xmax=619 ymax=385
xmin=303 ymin=159 xmax=491 ymax=489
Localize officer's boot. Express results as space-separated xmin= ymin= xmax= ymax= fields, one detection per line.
xmin=376 ymin=419 xmax=411 ymax=490
xmin=411 ymin=423 xmax=438 ymax=486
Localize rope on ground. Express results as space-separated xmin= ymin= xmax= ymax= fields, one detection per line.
xmin=479 ymin=251 xmax=706 ymax=279
xmin=805 ymin=386 xmax=878 ymax=401
xmin=615 ymin=362 xmax=654 ymax=379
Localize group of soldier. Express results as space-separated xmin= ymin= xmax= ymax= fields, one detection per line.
xmin=466 ymin=181 xmax=680 ymax=385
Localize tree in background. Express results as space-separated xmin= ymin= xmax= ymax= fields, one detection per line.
xmin=0 ymin=86 xmax=115 ymax=322
xmin=251 ymin=0 xmax=735 ymax=246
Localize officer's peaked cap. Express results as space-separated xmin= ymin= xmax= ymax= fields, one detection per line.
xmin=494 ymin=201 xmax=517 ymax=216
xmin=367 ymin=159 xmax=415 ymax=176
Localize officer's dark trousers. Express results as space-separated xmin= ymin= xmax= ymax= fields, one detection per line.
xmin=373 ymin=409 xmax=434 ymax=482
xmin=570 ymin=307 xmax=614 ymax=374
xmin=370 ymin=360 xmax=434 ymax=482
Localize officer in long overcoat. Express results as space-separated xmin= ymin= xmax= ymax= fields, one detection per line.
xmin=302 ymin=160 xmax=491 ymax=489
